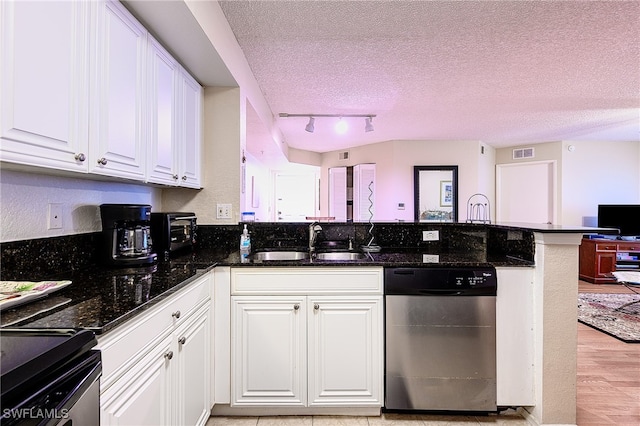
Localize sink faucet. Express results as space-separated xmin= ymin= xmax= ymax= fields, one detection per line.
xmin=309 ymin=222 xmax=322 ymax=253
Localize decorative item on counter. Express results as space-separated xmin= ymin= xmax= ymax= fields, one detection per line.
xmin=361 ymin=180 xmax=381 ymax=253
xmin=466 ymin=193 xmax=491 ymax=224
xmin=0 ymin=280 xmax=72 ymax=310
xmin=240 ymin=224 xmax=251 ymax=263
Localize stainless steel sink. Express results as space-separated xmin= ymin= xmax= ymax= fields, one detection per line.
xmin=315 ymin=252 xmax=366 ymax=261
xmin=252 ymin=251 xmax=310 ymax=261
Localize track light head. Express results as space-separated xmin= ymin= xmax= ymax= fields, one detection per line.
xmin=364 ymin=116 xmax=374 ymax=132
xmin=305 ymin=117 xmax=315 ymax=133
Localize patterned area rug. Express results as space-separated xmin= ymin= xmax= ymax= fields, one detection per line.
xmin=578 ymin=293 xmax=640 ymax=343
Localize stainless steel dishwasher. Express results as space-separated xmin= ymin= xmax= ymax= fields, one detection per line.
xmin=384 ymin=266 xmax=497 ymax=412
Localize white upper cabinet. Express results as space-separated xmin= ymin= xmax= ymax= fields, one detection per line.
xmin=1 ymin=0 xmax=202 ymax=186
xmin=147 ymin=36 xmax=178 ymax=185
xmin=328 ymin=167 xmax=348 ymax=222
xmin=0 ymin=0 xmax=91 ymax=172
xmin=147 ymin=36 xmax=202 ymax=189
xmin=177 ymin=68 xmax=203 ymax=189
xmin=89 ymin=0 xmax=147 ymax=180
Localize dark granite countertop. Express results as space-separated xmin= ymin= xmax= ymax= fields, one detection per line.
xmin=217 ymin=248 xmax=534 ymax=268
xmin=0 ymin=257 xmax=217 ymax=334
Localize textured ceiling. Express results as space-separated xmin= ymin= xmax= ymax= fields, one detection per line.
xmin=219 ymin=0 xmax=640 ymax=155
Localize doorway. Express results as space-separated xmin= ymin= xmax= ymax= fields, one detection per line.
xmin=274 ymin=172 xmax=319 ymax=221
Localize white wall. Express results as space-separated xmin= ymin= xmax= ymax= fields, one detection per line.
xmin=319 ymin=139 xmax=493 ymax=221
xmin=496 ymin=141 xmax=640 ymax=226
xmin=561 ymin=140 xmax=640 ymax=226
xmin=0 ymin=169 xmax=161 ymax=242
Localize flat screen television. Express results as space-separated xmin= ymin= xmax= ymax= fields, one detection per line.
xmin=597 ymin=204 xmax=640 ymax=238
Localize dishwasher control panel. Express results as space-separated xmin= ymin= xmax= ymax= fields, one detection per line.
xmin=384 ymin=266 xmax=497 ymax=296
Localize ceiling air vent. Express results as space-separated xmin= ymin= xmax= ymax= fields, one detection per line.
xmin=513 ymin=147 xmax=535 ymax=159
xmin=338 ymin=151 xmax=350 ymax=160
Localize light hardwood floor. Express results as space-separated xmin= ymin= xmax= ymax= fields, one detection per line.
xmin=207 ymin=281 xmax=640 ymax=425
xmin=577 ymin=281 xmax=640 ymax=426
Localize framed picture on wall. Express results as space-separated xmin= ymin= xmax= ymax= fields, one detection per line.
xmin=440 ymin=181 xmax=453 ymax=206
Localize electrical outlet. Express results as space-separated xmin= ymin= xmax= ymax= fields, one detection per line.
xmin=422 ymin=254 xmax=440 ymax=263
xmin=216 ymin=203 xmax=232 ymax=219
xmin=48 ymin=203 xmax=63 ymax=229
xmin=422 ymin=230 xmax=439 ymax=241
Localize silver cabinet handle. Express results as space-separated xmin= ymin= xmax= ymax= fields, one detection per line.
xmin=74 ymin=153 xmax=86 ymax=162
xmin=172 ymin=310 xmax=181 ymax=319
xmin=173 ymin=174 xmax=179 ymax=180
xmin=293 ymin=304 xmax=300 ymax=310
xmin=97 ymin=157 xmax=107 ymax=165
xmin=178 ymin=336 xmax=186 ymax=345
xmin=314 ymin=304 xmax=320 ymax=311
xmin=164 ymin=351 xmax=174 ymax=360
xmin=182 ymin=175 xmax=187 ymax=181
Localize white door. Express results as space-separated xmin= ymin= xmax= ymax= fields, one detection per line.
xmin=274 ymin=173 xmax=318 ymax=221
xmin=329 ymin=167 xmax=348 ymax=221
xmin=353 ymin=164 xmax=376 ymax=222
xmin=496 ymin=161 xmax=557 ymax=224
xmin=231 ymin=297 xmax=306 ymax=406
xmin=307 ymin=297 xmax=382 ymax=406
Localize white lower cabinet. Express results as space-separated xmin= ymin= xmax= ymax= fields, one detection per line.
xmin=230 ymin=267 xmax=383 ymax=409
xmin=98 ymin=273 xmax=212 ymax=426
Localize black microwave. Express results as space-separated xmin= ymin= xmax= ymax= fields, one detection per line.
xmin=150 ymin=212 xmax=197 ymax=260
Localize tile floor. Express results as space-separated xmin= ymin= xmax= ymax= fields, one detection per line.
xmin=206 ymin=410 xmax=529 ymax=425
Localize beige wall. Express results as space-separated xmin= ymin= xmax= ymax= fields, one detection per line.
xmin=163 ymin=87 xmax=243 ymax=224
xmin=319 ymin=139 xmax=494 ymax=222
xmin=496 ymin=140 xmax=640 ymax=226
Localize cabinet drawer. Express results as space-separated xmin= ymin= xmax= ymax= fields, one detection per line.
xmin=231 ymin=267 xmax=383 ymax=295
xmin=618 ymin=243 xmax=640 ymax=251
xmin=97 ymin=274 xmax=210 ymax=388
xmin=595 ymin=243 xmax=617 ymax=251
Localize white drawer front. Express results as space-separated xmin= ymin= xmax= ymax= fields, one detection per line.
xmin=231 ymin=267 xmax=383 ymax=295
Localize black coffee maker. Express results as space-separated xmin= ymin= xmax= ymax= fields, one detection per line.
xmin=99 ymin=204 xmax=157 ymax=266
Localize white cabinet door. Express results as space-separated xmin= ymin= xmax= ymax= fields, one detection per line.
xmin=308 ymin=297 xmax=383 ymax=406
xmin=353 ymin=164 xmax=376 ymax=222
xmin=90 ymin=0 xmax=147 ymax=181
xmin=175 ymin=305 xmax=211 ymax=426
xmin=177 ymin=68 xmax=202 ymax=188
xmin=232 ymin=297 xmax=306 ymax=406
xmin=147 ymin=35 xmax=178 ymax=186
xmin=100 ymin=335 xmax=173 ymax=426
xmin=0 ymin=0 xmax=90 ymax=172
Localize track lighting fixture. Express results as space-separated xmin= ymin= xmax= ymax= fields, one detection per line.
xmin=305 ymin=117 xmax=315 ymax=133
xmin=365 ymin=116 xmax=374 ymax=132
xmin=279 ymin=113 xmax=376 ymax=134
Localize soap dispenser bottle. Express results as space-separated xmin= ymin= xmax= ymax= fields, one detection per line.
xmin=240 ymin=224 xmax=251 ymax=263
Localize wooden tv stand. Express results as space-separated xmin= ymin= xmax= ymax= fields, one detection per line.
xmin=579 ymin=238 xmax=640 ymax=283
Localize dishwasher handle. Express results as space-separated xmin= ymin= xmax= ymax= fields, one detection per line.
xmin=418 ymin=289 xmax=464 ymax=296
